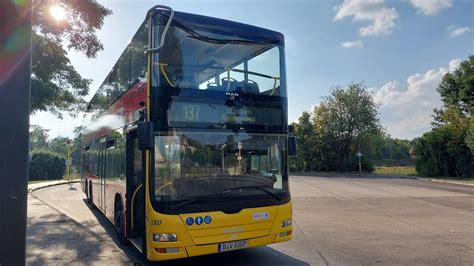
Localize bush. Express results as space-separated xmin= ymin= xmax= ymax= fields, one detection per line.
xmin=29 ymin=150 xmax=66 ymax=181
xmin=413 ymin=126 xmax=473 ymax=178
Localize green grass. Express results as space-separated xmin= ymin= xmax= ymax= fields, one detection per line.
xmin=374 ymin=166 xmax=417 ymax=175
xmin=374 ymin=167 xmax=474 ymax=185
xmin=28 ymin=179 xmax=62 ymax=184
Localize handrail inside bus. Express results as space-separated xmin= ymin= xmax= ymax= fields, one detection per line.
xmin=145 ymin=5 xmax=174 ymax=55
xmin=158 ymin=63 xmax=176 ymax=87
xmin=130 ymin=184 xmax=143 ymax=229
xmin=152 ymin=63 xmax=280 ymax=81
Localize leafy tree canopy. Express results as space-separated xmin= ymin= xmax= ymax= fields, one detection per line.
xmin=415 ymin=55 xmax=473 ymax=178
xmin=433 ymin=55 xmax=474 ymax=126
xmin=29 ymin=124 xmax=49 ymax=151
xmin=31 ymin=0 xmax=112 ymax=117
xmin=290 ymin=83 xmax=382 ymax=172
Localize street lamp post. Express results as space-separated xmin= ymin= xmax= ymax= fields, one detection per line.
xmin=66 ymin=140 xmax=72 ymax=181
xmin=221 ymin=144 xmax=227 ymax=173
xmin=357 ymin=151 xmax=362 ymax=173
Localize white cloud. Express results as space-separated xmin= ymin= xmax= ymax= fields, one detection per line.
xmin=447 ymin=26 xmax=472 ymax=37
xmin=409 ymin=0 xmax=453 ymax=15
xmin=341 ymin=40 xmax=364 ymax=48
xmin=334 ymin=0 xmax=398 ymax=37
xmin=371 ymin=58 xmax=461 ymax=139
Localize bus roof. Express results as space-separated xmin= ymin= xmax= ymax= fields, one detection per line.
xmin=159 ymin=10 xmax=285 ymax=45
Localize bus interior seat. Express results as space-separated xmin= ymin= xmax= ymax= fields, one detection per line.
xmin=241 ymin=80 xmax=259 ymax=94
xmin=222 ymin=77 xmax=240 ymax=91
xmin=207 ymin=82 xmax=225 ymax=91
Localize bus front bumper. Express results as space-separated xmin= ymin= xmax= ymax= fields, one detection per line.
xmin=147 ymin=230 xmax=292 ymax=261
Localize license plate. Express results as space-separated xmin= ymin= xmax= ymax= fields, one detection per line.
xmin=217 ymin=240 xmax=249 ymax=252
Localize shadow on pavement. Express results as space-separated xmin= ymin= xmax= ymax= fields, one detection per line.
xmin=27 ymin=199 xmax=109 ymax=264
xmin=82 ymin=200 xmax=308 ymax=265
xmin=153 ymin=247 xmax=309 ymax=266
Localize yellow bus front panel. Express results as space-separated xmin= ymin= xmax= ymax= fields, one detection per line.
xmin=145 ymin=201 xmax=292 ymax=261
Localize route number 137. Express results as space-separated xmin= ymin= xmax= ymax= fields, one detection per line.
xmin=183 ymin=104 xmax=200 ymax=121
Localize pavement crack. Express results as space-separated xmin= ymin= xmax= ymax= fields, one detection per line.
xmin=292 ymin=219 xmax=329 ymax=266
xmin=66 ymin=254 xmax=90 ymax=264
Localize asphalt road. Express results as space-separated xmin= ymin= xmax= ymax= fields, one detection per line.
xmin=30 ymin=175 xmax=474 ymax=265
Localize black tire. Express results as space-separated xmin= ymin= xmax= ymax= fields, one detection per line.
xmin=85 ymin=181 xmax=89 ymax=199
xmin=88 ymin=181 xmax=96 ymax=209
xmin=114 ymin=200 xmax=129 ymax=245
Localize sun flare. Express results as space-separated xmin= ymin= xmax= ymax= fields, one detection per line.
xmin=49 ymin=5 xmax=66 ymax=21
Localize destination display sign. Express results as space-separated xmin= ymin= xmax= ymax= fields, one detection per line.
xmin=169 ymin=101 xmax=283 ymax=127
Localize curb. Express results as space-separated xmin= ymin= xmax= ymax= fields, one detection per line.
xmin=290 ymin=173 xmax=473 ymax=186
xmin=28 ymin=179 xmax=81 ymax=193
xmin=417 ymin=177 xmax=474 ymax=187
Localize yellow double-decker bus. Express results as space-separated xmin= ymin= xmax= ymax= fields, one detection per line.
xmin=81 ymin=5 xmax=295 ymax=261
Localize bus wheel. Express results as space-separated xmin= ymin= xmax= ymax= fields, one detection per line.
xmin=114 ymin=200 xmax=129 ymax=245
xmin=88 ymin=181 xmax=95 ymax=209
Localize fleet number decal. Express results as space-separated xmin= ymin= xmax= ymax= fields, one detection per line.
xmin=151 ymin=219 xmax=162 ymax=226
xmin=252 ymin=212 xmax=269 ymax=220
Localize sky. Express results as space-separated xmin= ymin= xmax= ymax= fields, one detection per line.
xmin=31 ymin=0 xmax=474 ymax=140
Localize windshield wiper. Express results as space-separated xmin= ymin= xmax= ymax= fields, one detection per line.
xmin=170 ymin=194 xmax=228 ymax=210
xmin=171 ymin=197 xmax=205 ymax=210
xmin=222 ymin=186 xmax=281 ymax=201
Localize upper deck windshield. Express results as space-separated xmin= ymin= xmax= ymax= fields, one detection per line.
xmin=151 ymin=12 xmax=286 ymax=97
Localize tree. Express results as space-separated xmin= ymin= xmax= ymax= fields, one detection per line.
xmin=466 ymin=121 xmax=474 ymax=153
xmin=31 ymin=0 xmax=112 ymax=117
xmin=433 ymin=55 xmax=473 ymax=126
xmin=312 ymin=83 xmax=381 ymax=171
xmin=29 ymin=124 xmax=49 ymax=151
xmin=290 ymin=112 xmax=315 ymax=171
xmin=49 ymin=136 xmax=69 ymax=155
xmin=70 ymin=126 xmax=83 ymax=172
xmin=290 ymin=83 xmax=382 ymax=172
xmin=29 ymin=150 xmax=66 ymax=180
xmin=371 ymin=131 xmax=413 ymax=165
xmin=414 ymin=56 xmax=473 ymax=178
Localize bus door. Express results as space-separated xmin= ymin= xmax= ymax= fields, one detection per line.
xmin=99 ymin=143 xmax=107 ymax=213
xmin=127 ymin=131 xmax=145 ymax=239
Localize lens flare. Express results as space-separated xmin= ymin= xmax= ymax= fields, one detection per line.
xmin=49 ymin=5 xmax=66 ymax=21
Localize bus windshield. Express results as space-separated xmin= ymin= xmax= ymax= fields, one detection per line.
xmin=153 ymin=131 xmax=289 ymax=202
xmin=151 ymin=13 xmax=285 ymax=97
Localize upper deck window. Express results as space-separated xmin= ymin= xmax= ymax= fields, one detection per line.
xmin=151 ymin=13 xmax=286 ymax=97
xmin=87 ymin=21 xmax=148 ymax=116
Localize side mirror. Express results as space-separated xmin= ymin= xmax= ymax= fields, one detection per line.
xmin=138 ymin=121 xmax=154 ymax=150
xmin=288 ymin=125 xmax=297 ymax=156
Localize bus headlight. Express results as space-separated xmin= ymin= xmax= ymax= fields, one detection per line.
xmin=281 ymin=219 xmax=292 ymax=228
xmin=153 ymin=233 xmax=177 ymax=242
